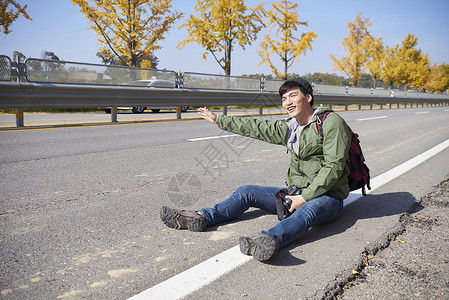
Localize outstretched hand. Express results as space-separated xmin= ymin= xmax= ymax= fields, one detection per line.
xmin=197 ymin=107 xmax=217 ymax=124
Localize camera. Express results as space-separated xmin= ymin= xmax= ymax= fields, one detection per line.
xmin=275 ymin=185 xmax=302 ymax=221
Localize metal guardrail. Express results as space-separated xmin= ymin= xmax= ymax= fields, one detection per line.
xmin=1 ymin=81 xmax=447 ymax=127
xmin=0 ymin=55 xmax=448 ymax=127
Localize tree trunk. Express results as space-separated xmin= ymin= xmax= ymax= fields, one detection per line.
xmin=225 ymin=41 xmax=232 ymax=76
xmin=284 ymin=52 xmax=288 ymax=80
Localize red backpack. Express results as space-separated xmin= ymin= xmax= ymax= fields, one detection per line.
xmin=316 ymin=111 xmax=371 ymax=196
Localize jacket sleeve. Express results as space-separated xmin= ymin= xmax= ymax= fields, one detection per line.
xmin=216 ymin=115 xmax=287 ymax=146
xmin=300 ymin=113 xmax=351 ymax=201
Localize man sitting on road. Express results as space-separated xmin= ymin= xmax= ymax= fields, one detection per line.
xmin=160 ymin=77 xmax=351 ymax=261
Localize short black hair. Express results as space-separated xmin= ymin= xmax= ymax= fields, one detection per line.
xmin=279 ymin=77 xmax=314 ymax=106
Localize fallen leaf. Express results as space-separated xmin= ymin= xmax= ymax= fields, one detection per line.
xmin=352 ymin=270 xmax=360 ymax=275
xmin=367 ymin=255 xmax=374 ymax=259
xmin=395 ymin=238 xmax=405 ymax=243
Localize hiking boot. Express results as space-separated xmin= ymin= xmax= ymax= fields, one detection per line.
xmin=239 ymin=234 xmax=280 ymax=261
xmin=160 ymin=206 xmax=208 ymax=232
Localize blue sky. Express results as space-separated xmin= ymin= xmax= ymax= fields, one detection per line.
xmin=1 ymin=0 xmax=448 ymax=76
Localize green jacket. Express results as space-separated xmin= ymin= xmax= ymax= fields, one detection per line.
xmin=216 ymin=108 xmax=351 ymax=201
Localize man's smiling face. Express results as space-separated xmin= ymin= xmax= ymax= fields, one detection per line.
xmin=281 ymin=88 xmax=313 ymax=119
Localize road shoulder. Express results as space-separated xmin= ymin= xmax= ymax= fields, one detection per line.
xmin=334 ymin=178 xmax=449 ymax=299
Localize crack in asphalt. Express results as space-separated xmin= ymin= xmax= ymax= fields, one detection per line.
xmin=320 ymin=178 xmax=449 ymax=299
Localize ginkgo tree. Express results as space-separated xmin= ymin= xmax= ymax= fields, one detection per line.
xmin=425 ymin=63 xmax=446 ymax=93
xmin=365 ymin=37 xmax=384 ymax=88
xmin=329 ymin=13 xmax=373 ymax=87
xmin=381 ymin=34 xmax=430 ymax=90
xmin=0 ymin=0 xmax=32 ymax=35
xmin=380 ymin=44 xmax=401 ymax=89
xmin=439 ymin=63 xmax=449 ymax=91
xmin=177 ymin=0 xmax=264 ymax=76
xmin=72 ymin=0 xmax=182 ymax=68
xmin=401 ymin=34 xmax=430 ymax=91
xmin=257 ymin=0 xmax=317 ymax=80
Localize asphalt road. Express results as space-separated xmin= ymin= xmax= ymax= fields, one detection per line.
xmin=0 ymin=107 xmax=448 ymax=299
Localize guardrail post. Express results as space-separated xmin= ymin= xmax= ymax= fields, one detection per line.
xmin=177 ymin=72 xmax=184 ymax=89
xmin=223 ymin=106 xmax=228 ymax=115
xmin=344 ymin=86 xmax=349 ymax=110
xmin=15 ymin=109 xmax=24 ymax=127
xmin=176 ymin=106 xmax=182 ymax=119
xmin=111 ymin=107 xmax=118 ymax=122
xmin=259 ymin=106 xmax=263 ymax=115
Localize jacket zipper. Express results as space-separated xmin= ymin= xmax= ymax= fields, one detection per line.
xmin=290 ymin=118 xmax=318 ymax=173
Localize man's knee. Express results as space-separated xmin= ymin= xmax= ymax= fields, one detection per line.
xmin=235 ymin=185 xmax=253 ymax=196
xmin=235 ymin=185 xmax=261 ymax=195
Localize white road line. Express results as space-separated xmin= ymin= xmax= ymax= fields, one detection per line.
xmin=129 ymin=246 xmax=249 ymax=300
xmin=187 ymin=134 xmax=239 ymax=142
xmin=415 ymin=111 xmax=430 ymax=114
xmin=344 ymin=138 xmax=449 ymax=206
xmin=356 ymin=116 xmax=388 ymax=121
xmin=129 ymin=138 xmax=449 ymax=300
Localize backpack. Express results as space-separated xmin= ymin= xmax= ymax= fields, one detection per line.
xmin=316 ymin=111 xmax=371 ymax=196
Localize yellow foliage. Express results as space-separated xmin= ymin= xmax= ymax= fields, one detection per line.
xmin=425 ymin=63 xmax=446 ymax=92
xmin=329 ymin=13 xmax=372 ymax=87
xmin=72 ymin=0 xmax=183 ymax=67
xmin=257 ymin=0 xmax=317 ymax=80
xmin=140 ymin=59 xmax=153 ymax=79
xmin=439 ymin=63 xmax=449 ymax=91
xmin=395 ymin=238 xmax=405 ymax=243
xmin=177 ymin=0 xmax=264 ymax=75
xmin=365 ymin=37 xmax=384 ymax=87
xmin=0 ymin=0 xmax=32 ymax=35
xmin=381 ymin=34 xmax=430 ymax=90
xmin=408 ymin=53 xmax=430 ymax=90
xmin=380 ymin=44 xmax=401 ymax=88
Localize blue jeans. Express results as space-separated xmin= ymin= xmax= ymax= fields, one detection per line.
xmin=199 ymin=185 xmax=343 ymax=248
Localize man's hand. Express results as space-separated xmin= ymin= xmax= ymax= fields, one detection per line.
xmin=285 ymin=194 xmax=306 ymax=213
xmin=198 ymin=107 xmax=217 ymax=123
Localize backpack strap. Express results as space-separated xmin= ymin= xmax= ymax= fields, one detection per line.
xmin=316 ymin=110 xmax=333 ymax=137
